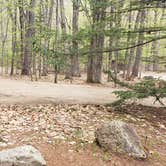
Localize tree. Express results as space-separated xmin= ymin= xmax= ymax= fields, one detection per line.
xmin=42 ymin=0 xmax=54 ymax=76
xmin=0 ymin=0 xmax=165 ymax=83
xmin=131 ymin=9 xmax=146 ymax=77
xmin=21 ymin=0 xmax=36 ymax=75
xmin=87 ymin=0 xmax=107 ymax=83
xmin=71 ymin=0 xmax=80 ymax=77
xmin=151 ymin=9 xmax=160 ymax=72
xmin=10 ymin=5 xmax=17 ymax=76
xmin=59 ymin=0 xmax=71 ymax=79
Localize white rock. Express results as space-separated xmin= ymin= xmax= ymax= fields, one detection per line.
xmin=0 ymin=145 xmax=46 ymax=166
xmin=0 ymin=142 xmax=7 ymax=148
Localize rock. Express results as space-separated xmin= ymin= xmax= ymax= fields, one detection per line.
xmin=0 ymin=145 xmax=46 ymax=166
xmin=143 ymin=76 xmax=154 ymax=80
xmin=95 ymin=120 xmax=146 ymax=159
xmin=0 ymin=137 xmax=5 ymax=143
xmin=0 ymin=137 xmax=7 ymax=147
xmin=0 ymin=142 xmax=7 ymax=148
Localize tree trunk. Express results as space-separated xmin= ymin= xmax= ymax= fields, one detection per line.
xmin=53 ymin=0 xmax=59 ymax=83
xmin=42 ymin=0 xmax=54 ymax=76
xmin=87 ymin=0 xmax=107 ymax=83
xmin=126 ymin=10 xmax=141 ymax=80
xmin=131 ymin=9 xmax=146 ymax=78
xmin=21 ymin=0 xmax=35 ymax=75
xmin=108 ymin=6 xmax=114 ymax=82
xmin=1 ymin=18 xmax=9 ymax=75
xmin=18 ymin=0 xmax=25 ymax=70
xmin=59 ymin=0 xmax=71 ymax=79
xmin=10 ymin=8 xmax=17 ymax=76
xmin=123 ymin=3 xmax=132 ymax=78
xmin=71 ymin=0 xmax=80 ymax=77
xmin=152 ymin=10 xmax=159 ymax=72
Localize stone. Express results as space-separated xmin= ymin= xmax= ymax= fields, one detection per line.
xmin=0 ymin=145 xmax=46 ymax=166
xmin=95 ymin=120 xmax=146 ymax=159
xmin=0 ymin=137 xmax=5 ymax=143
xmin=0 ymin=142 xmax=7 ymax=148
xmin=143 ymin=76 xmax=154 ymax=80
xmin=0 ymin=137 xmax=7 ymax=147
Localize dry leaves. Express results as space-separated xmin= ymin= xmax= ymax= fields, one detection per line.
xmin=0 ymin=104 xmax=114 ymax=145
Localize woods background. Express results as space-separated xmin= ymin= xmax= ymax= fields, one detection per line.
xmin=0 ymin=0 xmax=165 ymax=83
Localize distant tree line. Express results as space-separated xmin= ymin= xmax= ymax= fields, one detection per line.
xmin=0 ymin=0 xmax=165 ymax=83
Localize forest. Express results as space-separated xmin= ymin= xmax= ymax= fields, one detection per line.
xmin=0 ymin=0 xmax=166 ymax=166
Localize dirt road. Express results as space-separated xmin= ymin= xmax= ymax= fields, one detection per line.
xmin=0 ymin=78 xmax=165 ymax=106
xmin=0 ymin=78 xmax=117 ymax=104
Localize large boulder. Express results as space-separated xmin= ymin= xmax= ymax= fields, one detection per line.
xmin=0 ymin=145 xmax=46 ymax=166
xmin=95 ymin=120 xmax=146 ymax=159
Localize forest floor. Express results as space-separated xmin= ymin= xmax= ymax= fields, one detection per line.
xmin=0 ymin=72 xmax=166 ymax=165
xmin=0 ymin=104 xmax=166 ymax=166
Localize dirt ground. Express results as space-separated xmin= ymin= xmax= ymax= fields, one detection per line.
xmin=0 ymin=72 xmax=166 ymax=165
xmin=0 ymin=75 xmax=166 ymax=106
xmin=0 ymin=77 xmax=118 ymax=105
xmin=0 ymin=104 xmax=166 ymax=166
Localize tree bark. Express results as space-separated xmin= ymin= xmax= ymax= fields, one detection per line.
xmin=53 ymin=0 xmax=59 ymax=83
xmin=71 ymin=0 xmax=80 ymax=77
xmin=10 ymin=7 xmax=17 ymax=76
xmin=18 ymin=0 xmax=25 ymax=70
xmin=152 ymin=10 xmax=160 ymax=72
xmin=87 ymin=0 xmax=107 ymax=83
xmin=42 ymin=0 xmax=54 ymax=76
xmin=108 ymin=6 xmax=114 ymax=82
xmin=131 ymin=9 xmax=146 ymax=77
xmin=126 ymin=10 xmax=141 ymax=80
xmin=59 ymin=0 xmax=71 ymax=79
xmin=21 ymin=0 xmax=36 ymax=75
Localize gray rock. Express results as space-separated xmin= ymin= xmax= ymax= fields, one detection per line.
xmin=143 ymin=76 xmax=154 ymax=80
xmin=0 ymin=145 xmax=46 ymax=166
xmin=95 ymin=120 xmax=146 ymax=159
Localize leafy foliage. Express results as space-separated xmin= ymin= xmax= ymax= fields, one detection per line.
xmin=108 ymin=69 xmax=166 ymax=106
xmin=113 ymin=78 xmax=166 ymax=106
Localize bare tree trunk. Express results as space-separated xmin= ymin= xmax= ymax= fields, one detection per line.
xmin=42 ymin=0 xmax=54 ymax=76
xmin=71 ymin=0 xmax=80 ymax=77
xmin=123 ymin=3 xmax=132 ymax=78
xmin=21 ymin=0 xmax=36 ymax=75
xmin=54 ymin=0 xmax=59 ymax=83
xmin=87 ymin=0 xmax=107 ymax=83
xmin=18 ymin=0 xmax=25 ymax=70
xmin=5 ymin=50 xmax=9 ymax=74
xmin=1 ymin=18 xmax=9 ymax=75
xmin=126 ymin=10 xmax=141 ymax=80
xmin=0 ymin=6 xmax=4 ymax=74
xmin=152 ymin=10 xmax=160 ymax=72
xmin=38 ymin=0 xmax=42 ymax=79
xmin=59 ymin=0 xmax=71 ymax=79
xmin=131 ymin=9 xmax=146 ymax=78
xmin=108 ymin=6 xmax=114 ymax=82
xmin=10 ymin=7 xmax=17 ymax=76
